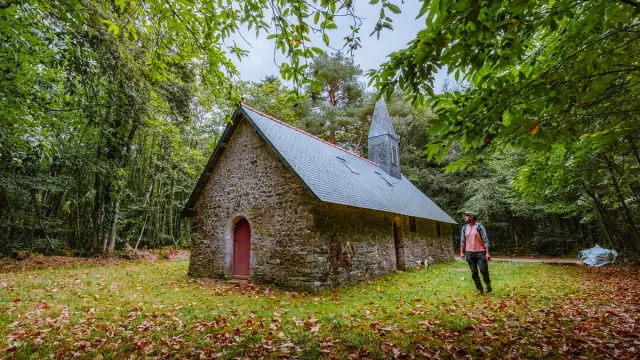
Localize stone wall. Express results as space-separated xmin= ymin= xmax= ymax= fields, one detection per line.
xmin=403 ymin=217 xmax=454 ymax=265
xmin=309 ymin=202 xmax=454 ymax=290
xmin=188 ymin=117 xmax=319 ymax=289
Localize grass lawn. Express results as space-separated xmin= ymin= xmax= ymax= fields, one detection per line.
xmin=1 ymin=259 xmax=638 ymax=359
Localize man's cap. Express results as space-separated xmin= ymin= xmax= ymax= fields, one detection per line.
xmin=464 ymin=211 xmax=477 ymax=218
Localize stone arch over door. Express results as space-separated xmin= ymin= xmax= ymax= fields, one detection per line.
xmin=393 ymin=217 xmax=406 ymax=271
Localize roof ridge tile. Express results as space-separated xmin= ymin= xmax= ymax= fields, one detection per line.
xmin=240 ymin=103 xmax=379 ymax=166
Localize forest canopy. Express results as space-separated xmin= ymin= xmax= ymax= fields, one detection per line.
xmin=1 ymin=0 xmax=640 ymax=261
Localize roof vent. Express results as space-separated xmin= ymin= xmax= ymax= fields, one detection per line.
xmin=375 ymin=172 xmax=394 ymax=187
xmin=337 ymin=156 xmax=359 ymax=174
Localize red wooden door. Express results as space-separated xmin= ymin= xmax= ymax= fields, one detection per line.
xmin=233 ymin=219 xmax=251 ymax=279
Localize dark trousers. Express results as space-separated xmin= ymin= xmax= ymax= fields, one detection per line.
xmin=466 ymin=251 xmax=491 ymax=291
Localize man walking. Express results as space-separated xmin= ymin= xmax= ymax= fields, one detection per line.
xmin=460 ymin=211 xmax=492 ymax=294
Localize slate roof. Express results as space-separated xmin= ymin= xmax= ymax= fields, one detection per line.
xmin=183 ymin=104 xmax=456 ymax=224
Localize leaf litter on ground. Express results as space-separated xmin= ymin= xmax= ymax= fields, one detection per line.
xmin=0 ymin=257 xmax=639 ymax=359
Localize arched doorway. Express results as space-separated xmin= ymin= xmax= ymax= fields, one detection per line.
xmin=233 ymin=218 xmax=251 ymax=279
xmin=393 ymin=220 xmax=405 ymax=270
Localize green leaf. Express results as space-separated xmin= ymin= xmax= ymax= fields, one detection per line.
xmin=611 ymin=8 xmax=632 ymax=23
xmin=310 ymin=81 xmax=322 ymax=92
xmin=386 ymin=3 xmax=401 ymax=14
xmin=106 ymin=21 xmax=120 ymax=35
xmin=416 ymin=3 xmax=429 ymax=19
xmin=115 ymin=0 xmax=126 ymax=12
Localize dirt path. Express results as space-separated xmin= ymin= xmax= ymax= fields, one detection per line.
xmin=455 ymin=257 xmax=582 ymax=264
xmin=493 ymin=257 xmax=581 ymax=264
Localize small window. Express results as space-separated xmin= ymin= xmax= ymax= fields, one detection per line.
xmin=336 ymin=156 xmax=359 ymax=174
xmin=436 ymin=222 xmax=441 ymax=237
xmin=391 ymin=144 xmax=398 ymax=165
xmin=409 ymin=217 xmax=416 ymax=232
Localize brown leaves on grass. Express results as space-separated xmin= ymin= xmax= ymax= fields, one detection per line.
xmin=195 ymin=278 xmax=281 ymax=299
xmin=380 ymin=266 xmax=640 ymax=359
xmin=2 ymin=262 xmax=640 ymax=359
xmin=0 ymin=250 xmax=191 ymax=274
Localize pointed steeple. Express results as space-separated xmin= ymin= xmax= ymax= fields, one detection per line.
xmin=368 ymin=98 xmax=399 ymax=140
xmin=368 ymin=98 xmax=401 ymax=179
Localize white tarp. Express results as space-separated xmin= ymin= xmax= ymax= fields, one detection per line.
xmin=578 ymin=245 xmax=618 ymax=267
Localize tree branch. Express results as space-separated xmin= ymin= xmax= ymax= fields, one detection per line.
xmin=618 ymin=0 xmax=640 ymax=8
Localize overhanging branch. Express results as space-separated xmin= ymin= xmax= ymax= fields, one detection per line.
xmin=618 ymin=0 xmax=640 ymax=8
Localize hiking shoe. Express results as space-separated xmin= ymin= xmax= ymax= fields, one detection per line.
xmin=486 ymin=285 xmax=492 ymax=293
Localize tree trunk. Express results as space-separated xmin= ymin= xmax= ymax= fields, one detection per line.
xmin=627 ymin=135 xmax=640 ymax=168
xmin=629 ymin=185 xmax=640 ymax=207
xmin=354 ymin=128 xmax=366 ymax=152
xmin=0 ymin=187 xmax=13 ymax=223
xmin=327 ymin=81 xmax=339 ymax=144
xmin=30 ymin=189 xmax=54 ymax=251
xmin=169 ymin=175 xmax=175 ymax=242
xmin=101 ymin=212 xmax=109 ymax=253
xmin=135 ymin=214 xmax=148 ymax=251
xmin=594 ymin=203 xmax=615 ymax=246
xmin=583 ymin=185 xmax=616 ymax=247
xmin=603 ymin=156 xmax=640 ymax=246
xmin=76 ymin=197 xmax=81 ymax=249
xmin=93 ymin=173 xmax=105 ymax=253
xmin=328 ymin=82 xmax=338 ymax=106
xmin=106 ymin=196 xmax=121 ymax=254
xmin=0 ymin=187 xmax=14 ymax=250
xmin=134 ymin=182 xmax=154 ymax=251
xmin=354 ymin=115 xmax=373 ymax=152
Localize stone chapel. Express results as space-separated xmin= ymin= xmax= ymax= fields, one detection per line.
xmin=183 ymin=99 xmax=456 ymax=291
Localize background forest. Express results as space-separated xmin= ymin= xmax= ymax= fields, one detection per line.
xmin=2 ymin=0 xmax=640 ymax=261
